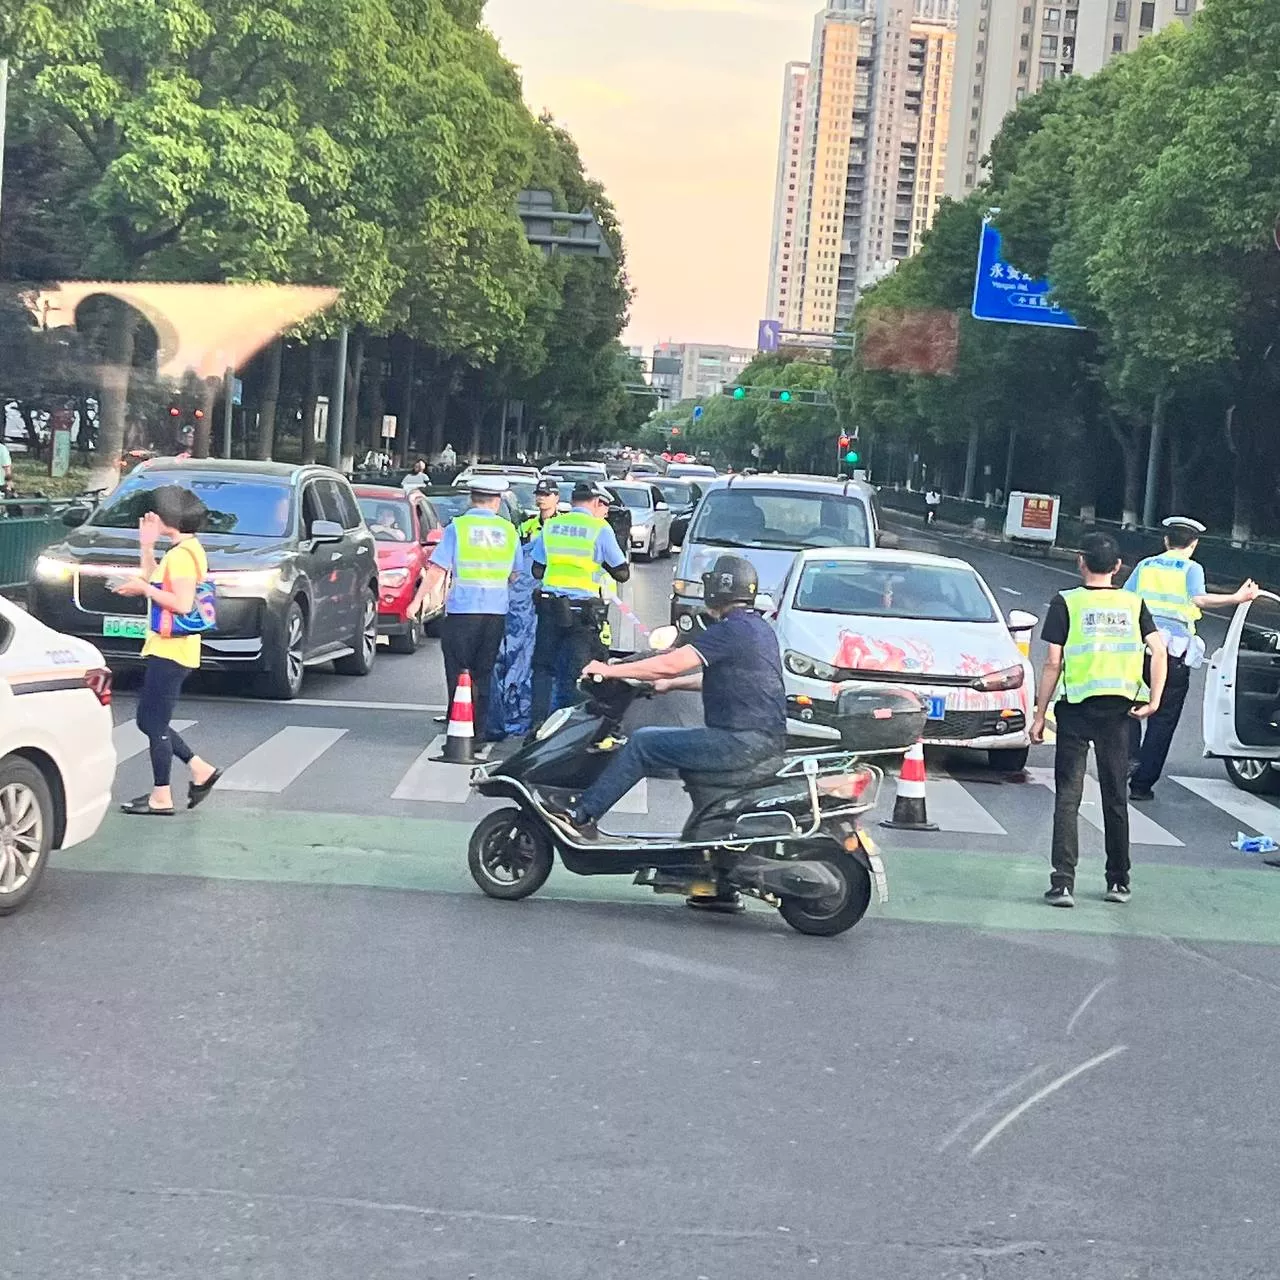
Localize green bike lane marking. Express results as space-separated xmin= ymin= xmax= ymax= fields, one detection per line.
xmin=56 ymin=809 xmax=1280 ymax=947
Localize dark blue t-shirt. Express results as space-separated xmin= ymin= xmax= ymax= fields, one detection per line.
xmin=690 ymin=607 xmax=787 ymax=736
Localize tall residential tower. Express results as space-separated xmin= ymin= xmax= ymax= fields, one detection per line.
xmin=764 ymin=62 xmax=810 ymax=326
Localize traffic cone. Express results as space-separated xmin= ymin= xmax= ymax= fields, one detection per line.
xmin=437 ymin=671 xmax=476 ymax=764
xmin=881 ymin=739 xmax=938 ymax=831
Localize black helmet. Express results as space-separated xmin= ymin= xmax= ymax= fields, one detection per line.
xmin=701 ymin=554 xmax=759 ymax=609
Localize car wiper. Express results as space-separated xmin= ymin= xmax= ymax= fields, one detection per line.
xmin=696 ymin=535 xmax=763 ymax=548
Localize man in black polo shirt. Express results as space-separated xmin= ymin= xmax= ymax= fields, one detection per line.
xmin=548 ymin=555 xmax=786 ymax=848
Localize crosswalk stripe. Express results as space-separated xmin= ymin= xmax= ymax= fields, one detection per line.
xmin=219 ymin=726 xmax=348 ymax=793
xmin=392 ymin=736 xmax=471 ymax=803
xmin=1027 ymin=766 xmax=1183 ymax=846
xmin=113 ymin=720 xmax=196 ymax=763
xmin=1171 ymin=776 xmax=1280 ymax=840
xmin=922 ymin=777 xmax=1007 ymax=835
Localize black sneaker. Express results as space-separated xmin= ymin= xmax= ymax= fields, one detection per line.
xmin=1044 ymin=885 xmax=1074 ymax=908
xmin=543 ymin=798 xmax=599 ymax=842
xmin=1128 ymin=786 xmax=1154 ymax=802
xmin=1104 ymin=883 xmax=1131 ymax=904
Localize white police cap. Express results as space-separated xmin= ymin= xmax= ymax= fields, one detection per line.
xmin=468 ymin=477 xmax=510 ymax=495
xmin=1162 ymin=516 xmax=1206 ymax=534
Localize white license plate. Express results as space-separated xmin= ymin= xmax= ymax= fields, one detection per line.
xmin=103 ymin=615 xmax=147 ymax=639
xmin=926 ymin=695 xmax=947 ymax=720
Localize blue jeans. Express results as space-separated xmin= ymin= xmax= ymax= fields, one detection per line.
xmin=579 ymin=726 xmax=782 ymax=819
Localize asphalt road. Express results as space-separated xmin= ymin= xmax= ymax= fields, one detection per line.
xmin=6 ymin=539 xmax=1280 ymax=1278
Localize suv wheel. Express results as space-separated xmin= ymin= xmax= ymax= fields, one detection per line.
xmin=0 ymin=756 xmax=55 ymax=916
xmin=256 ymin=599 xmax=307 ymax=699
xmin=334 ymin=589 xmax=378 ymax=676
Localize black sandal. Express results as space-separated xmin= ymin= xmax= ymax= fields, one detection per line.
xmin=120 ymin=796 xmax=175 ymax=817
xmin=187 ymin=768 xmax=223 ymax=810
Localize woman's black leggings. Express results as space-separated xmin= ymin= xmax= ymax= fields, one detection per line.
xmin=136 ymin=657 xmax=194 ymax=787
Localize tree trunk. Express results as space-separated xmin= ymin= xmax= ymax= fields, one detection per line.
xmin=397 ymin=342 xmax=416 ymax=466
xmin=962 ymin=425 xmax=979 ymax=500
xmin=88 ymin=312 xmax=139 ymax=492
xmin=254 ymin=338 xmax=283 ymax=461
xmin=300 ymin=343 xmax=321 ymax=465
xmin=342 ymin=330 xmax=365 ymax=470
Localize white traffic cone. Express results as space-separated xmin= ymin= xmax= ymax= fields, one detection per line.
xmin=437 ymin=671 xmax=476 ymax=764
xmin=881 ymin=739 xmax=938 ymax=831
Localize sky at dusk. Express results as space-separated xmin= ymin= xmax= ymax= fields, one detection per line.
xmin=484 ymin=0 xmax=824 ymax=351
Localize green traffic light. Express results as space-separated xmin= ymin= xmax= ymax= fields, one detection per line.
xmin=778 ymin=390 xmax=792 ymax=403
xmin=845 ymin=450 xmax=859 ymax=464
xmin=733 ymin=387 xmax=746 ymax=400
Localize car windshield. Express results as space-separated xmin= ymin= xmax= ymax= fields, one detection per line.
xmin=609 ymin=484 xmax=653 ymax=509
xmin=90 ymin=473 xmax=292 ymax=537
xmin=655 ymin=480 xmax=693 ymax=505
xmin=507 ymin=480 xmax=536 ymax=508
xmin=794 ymin=561 xmax=998 ymax=623
xmin=357 ymin=496 xmax=412 ymax=541
xmin=689 ymin=489 xmax=869 ymax=550
xmin=424 ymin=491 xmax=472 ymax=524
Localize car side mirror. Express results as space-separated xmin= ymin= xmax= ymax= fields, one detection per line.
xmin=655 ymin=501 xmax=669 ymax=511
xmin=1007 ymin=608 xmax=1038 ymax=632
xmin=876 ymin=530 xmax=899 ymax=549
xmin=754 ymin=592 xmax=776 ymax=614
xmin=310 ymin=518 xmax=343 ymax=543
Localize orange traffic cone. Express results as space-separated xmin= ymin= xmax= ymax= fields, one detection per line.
xmin=881 ymin=739 xmax=937 ymax=831
xmin=437 ymin=671 xmax=476 ymax=764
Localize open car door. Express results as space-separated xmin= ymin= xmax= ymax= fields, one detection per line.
xmin=1203 ymin=591 xmax=1280 ymax=792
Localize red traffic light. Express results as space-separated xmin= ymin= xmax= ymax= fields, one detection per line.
xmin=838 ymin=434 xmax=851 ymax=449
xmin=193 ymin=409 xmax=205 ymax=420
xmin=169 ymin=406 xmax=180 ymax=417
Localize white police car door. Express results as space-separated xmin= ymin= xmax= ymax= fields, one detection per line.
xmin=1203 ymin=591 xmax=1280 ymax=767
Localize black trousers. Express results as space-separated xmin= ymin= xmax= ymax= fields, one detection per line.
xmin=440 ymin=613 xmax=506 ymax=740
xmin=1129 ymin=656 xmax=1191 ymax=790
xmin=136 ymin=656 xmax=194 ymax=787
xmin=1051 ymin=699 xmax=1132 ymax=891
xmin=531 ymin=595 xmax=607 ymax=728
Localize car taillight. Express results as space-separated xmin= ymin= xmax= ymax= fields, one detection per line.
xmin=85 ymin=667 xmax=112 ymax=706
xmin=973 ymin=664 xmax=1025 ymax=692
xmin=817 ymin=767 xmax=876 ymax=801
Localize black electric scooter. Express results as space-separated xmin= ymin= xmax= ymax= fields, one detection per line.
xmin=465 ymin=635 xmax=926 ymax=937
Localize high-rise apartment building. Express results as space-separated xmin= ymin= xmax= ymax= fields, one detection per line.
xmin=767 ymin=0 xmax=958 ymax=338
xmin=764 ymin=62 xmax=810 ymax=326
xmin=649 ymin=343 xmax=757 ymax=402
xmin=945 ymin=0 xmax=1204 ymax=199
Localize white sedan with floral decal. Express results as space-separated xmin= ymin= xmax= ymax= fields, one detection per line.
xmin=756 ymin=548 xmax=1038 ymax=770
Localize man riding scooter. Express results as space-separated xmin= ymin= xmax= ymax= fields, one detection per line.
xmin=547 ymin=555 xmax=786 ymax=905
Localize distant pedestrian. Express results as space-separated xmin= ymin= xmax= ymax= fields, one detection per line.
xmin=925 ymin=489 xmax=941 ymax=526
xmin=1031 ymin=531 xmax=1167 ymax=908
xmin=112 ymin=484 xmax=221 ymax=816
xmin=1125 ymin=515 xmax=1258 ymax=801
xmin=411 ymin=477 xmax=519 ymax=748
xmin=402 ymin=458 xmax=430 ymax=491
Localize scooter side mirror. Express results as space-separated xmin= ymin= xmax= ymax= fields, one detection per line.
xmin=649 ymin=625 xmax=678 ymax=651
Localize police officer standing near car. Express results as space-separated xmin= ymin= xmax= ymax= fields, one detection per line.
xmin=1124 ymin=516 xmax=1259 ymax=801
xmin=520 ymin=478 xmax=560 ymax=544
xmin=411 ymin=478 xmax=518 ymax=749
xmin=529 ymin=480 xmax=630 ymax=732
xmin=1031 ymin=531 xmax=1168 ymax=909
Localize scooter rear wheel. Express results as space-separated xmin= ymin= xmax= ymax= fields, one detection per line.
xmin=468 ymin=808 xmax=555 ymax=900
xmin=776 ymin=845 xmax=872 ymax=938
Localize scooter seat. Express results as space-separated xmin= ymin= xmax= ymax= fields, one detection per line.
xmin=680 ymin=756 xmax=785 ymax=792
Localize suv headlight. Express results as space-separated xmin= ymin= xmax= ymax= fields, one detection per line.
xmin=34 ymin=555 xmax=73 ymax=582
xmin=785 ymin=650 xmax=838 ymax=681
xmin=209 ymin=568 xmax=285 ymax=595
xmin=673 ymin=578 xmax=704 ymax=598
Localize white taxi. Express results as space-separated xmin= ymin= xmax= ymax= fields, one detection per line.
xmin=0 ymin=595 xmax=117 ymax=913
xmin=758 ymin=548 xmax=1038 ymax=770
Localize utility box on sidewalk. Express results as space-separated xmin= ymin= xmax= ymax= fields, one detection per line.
xmin=1004 ymin=492 xmax=1060 ymax=548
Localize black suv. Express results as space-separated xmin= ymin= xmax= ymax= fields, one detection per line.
xmin=29 ymin=459 xmax=379 ymax=699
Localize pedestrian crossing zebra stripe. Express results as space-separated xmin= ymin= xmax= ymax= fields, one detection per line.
xmin=112 ymin=721 xmax=198 ymax=763
xmin=1026 ymin=766 xmax=1184 ymax=847
xmin=219 ymin=726 xmax=349 ymax=793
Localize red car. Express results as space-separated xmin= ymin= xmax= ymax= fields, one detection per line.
xmin=354 ymin=485 xmax=446 ymax=653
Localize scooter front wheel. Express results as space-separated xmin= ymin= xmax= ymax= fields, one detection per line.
xmin=468 ymin=808 xmax=555 ymax=901
xmin=776 ymin=846 xmax=872 ymax=938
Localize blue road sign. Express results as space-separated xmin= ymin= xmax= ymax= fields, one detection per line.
xmin=758 ymin=319 xmax=781 ymax=352
xmin=972 ymin=214 xmax=1083 ymax=329
xmin=692 ymin=405 xmax=704 ymax=421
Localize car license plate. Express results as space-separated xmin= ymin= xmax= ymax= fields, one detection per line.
xmin=103 ymin=615 xmax=147 ymax=639
xmin=926 ymin=694 xmax=947 ymax=721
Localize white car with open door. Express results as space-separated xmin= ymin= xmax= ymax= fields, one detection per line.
xmin=0 ymin=595 xmax=117 ymax=913
xmin=1202 ymin=590 xmax=1280 ymax=793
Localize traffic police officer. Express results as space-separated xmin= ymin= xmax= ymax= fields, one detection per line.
xmin=529 ymin=480 xmax=629 ymax=731
xmin=519 ymin=478 xmax=560 ymax=544
xmin=1125 ymin=516 xmax=1258 ymax=800
xmin=412 ymin=477 xmax=518 ymax=744
xmin=1031 ymin=531 xmax=1167 ymax=908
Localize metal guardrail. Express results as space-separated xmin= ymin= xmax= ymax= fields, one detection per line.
xmin=0 ymin=499 xmax=71 ymax=592
xmin=878 ymin=488 xmax=1280 ymax=590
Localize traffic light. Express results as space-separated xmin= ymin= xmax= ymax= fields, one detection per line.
xmin=838 ymin=433 xmax=851 ymax=451
xmin=732 ymin=386 xmax=746 ymax=400
xmin=777 ymin=390 xmax=792 ymax=403
xmin=844 ymin=449 xmax=860 ymax=466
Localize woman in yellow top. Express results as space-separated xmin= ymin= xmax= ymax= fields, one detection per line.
xmin=113 ymin=484 xmax=222 ymax=816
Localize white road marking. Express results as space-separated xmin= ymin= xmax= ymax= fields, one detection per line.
xmin=392 ymin=736 xmax=473 ymax=803
xmin=1065 ymin=977 xmax=1113 ymax=1038
xmin=970 ymin=1045 xmax=1127 ymax=1157
xmin=1027 ymin=766 xmax=1183 ymax=846
xmin=924 ymin=777 xmax=1008 ymax=835
xmin=1171 ymin=776 xmax=1280 ymax=840
xmin=219 ymin=726 xmax=348 ymax=793
xmin=113 ymin=720 xmax=196 ymax=763
xmin=938 ymin=1065 xmax=1049 ymax=1152
xmin=999 ymin=587 xmax=1022 ymax=596
xmin=114 ymin=694 xmax=448 ymax=713
xmin=614 ymin=779 xmax=649 ymax=814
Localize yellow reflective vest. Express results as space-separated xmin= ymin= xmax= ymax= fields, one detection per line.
xmin=1132 ymin=554 xmax=1201 ymax=633
xmin=1059 ymin=587 xmax=1148 ymax=704
xmin=540 ymin=511 xmax=608 ymax=596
